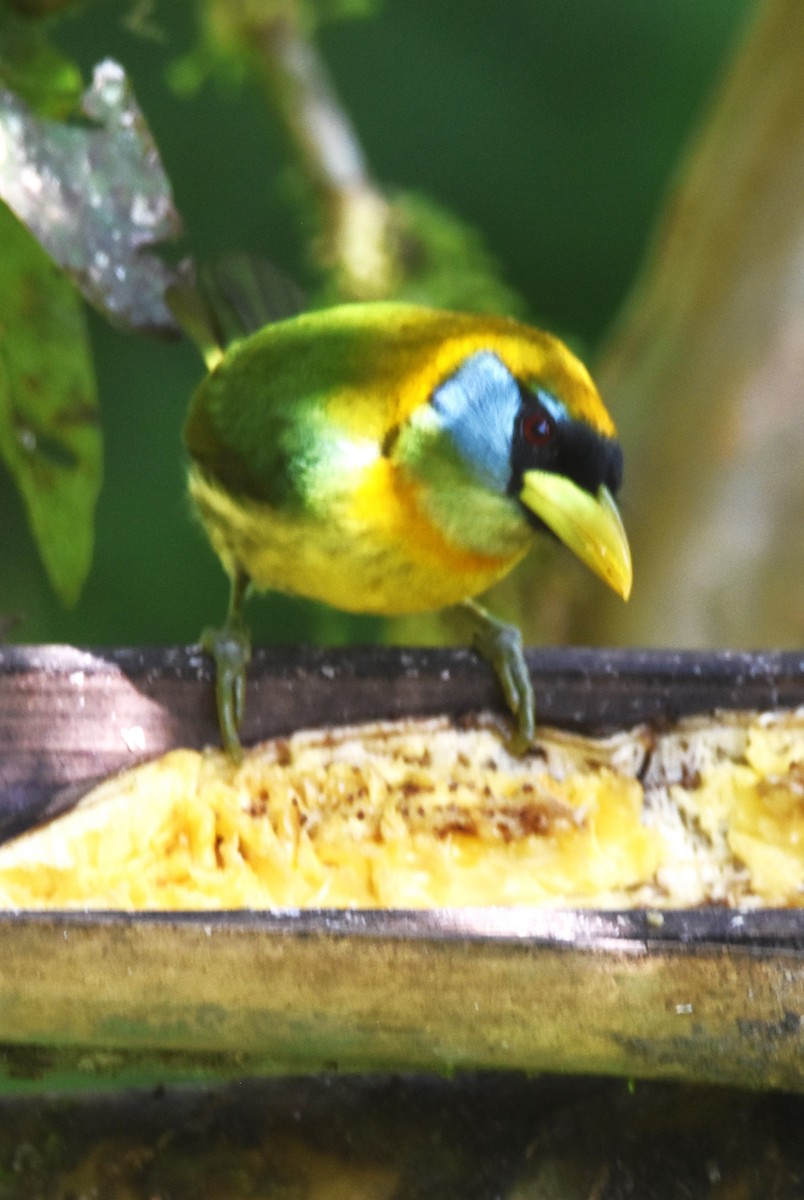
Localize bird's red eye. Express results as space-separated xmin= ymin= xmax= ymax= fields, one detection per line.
xmin=522 ymin=408 xmax=554 ymax=447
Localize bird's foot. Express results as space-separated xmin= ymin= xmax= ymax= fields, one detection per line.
xmin=200 ymin=618 xmax=251 ymax=760
xmin=462 ymin=601 xmax=534 ymax=755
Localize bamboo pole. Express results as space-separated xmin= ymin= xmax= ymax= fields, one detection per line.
xmin=566 ymin=0 xmax=804 ymax=648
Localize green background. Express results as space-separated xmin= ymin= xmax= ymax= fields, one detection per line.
xmin=0 ymin=0 xmax=754 ymax=649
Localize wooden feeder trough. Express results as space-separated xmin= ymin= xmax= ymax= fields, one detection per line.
xmin=1 ymin=645 xmax=803 ymax=1093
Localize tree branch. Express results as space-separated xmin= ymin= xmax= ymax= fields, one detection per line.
xmin=251 ymin=14 xmax=400 ymax=299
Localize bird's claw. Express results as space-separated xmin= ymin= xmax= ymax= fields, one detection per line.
xmin=463 ymin=602 xmax=535 ymax=755
xmin=201 ymin=620 xmax=251 ymax=760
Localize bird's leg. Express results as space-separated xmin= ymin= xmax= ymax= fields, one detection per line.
xmin=201 ymin=565 xmax=252 ymax=759
xmin=460 ymin=599 xmax=535 ymax=754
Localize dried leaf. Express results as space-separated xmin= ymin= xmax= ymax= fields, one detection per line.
xmin=0 ymin=203 xmax=101 ymax=606
xmin=0 ymin=58 xmax=182 ymax=334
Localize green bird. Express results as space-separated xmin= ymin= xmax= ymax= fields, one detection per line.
xmin=183 ymin=300 xmax=632 ymax=755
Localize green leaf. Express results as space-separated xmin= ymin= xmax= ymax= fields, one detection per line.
xmin=0 ymin=6 xmax=83 ymax=118
xmin=0 ymin=202 xmax=101 ymax=606
xmin=0 ymin=58 xmax=182 ymax=335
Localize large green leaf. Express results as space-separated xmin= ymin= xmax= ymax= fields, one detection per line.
xmin=0 ymin=202 xmax=100 ymax=606
xmin=0 ymin=58 xmax=182 ymax=335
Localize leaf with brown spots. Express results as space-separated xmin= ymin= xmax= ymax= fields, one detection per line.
xmin=0 ymin=203 xmax=100 ymax=606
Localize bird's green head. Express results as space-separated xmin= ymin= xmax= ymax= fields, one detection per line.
xmin=415 ymin=329 xmax=632 ymax=600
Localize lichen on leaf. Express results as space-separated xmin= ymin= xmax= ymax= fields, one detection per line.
xmin=0 ymin=58 xmax=182 ymax=335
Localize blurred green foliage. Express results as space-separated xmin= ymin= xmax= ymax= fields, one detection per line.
xmin=0 ymin=0 xmax=753 ymax=649
xmin=0 ymin=3 xmax=81 ymax=115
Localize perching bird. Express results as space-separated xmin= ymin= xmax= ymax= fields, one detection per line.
xmin=183 ymin=300 xmax=631 ymax=755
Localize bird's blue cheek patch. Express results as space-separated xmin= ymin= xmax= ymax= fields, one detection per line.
xmin=430 ymin=351 xmax=521 ymax=492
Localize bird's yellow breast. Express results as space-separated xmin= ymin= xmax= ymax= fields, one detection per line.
xmin=189 ymin=455 xmax=531 ymax=616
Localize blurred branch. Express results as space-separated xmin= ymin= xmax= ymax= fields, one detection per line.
xmin=523 ymin=0 xmax=804 ymax=650
xmin=254 ymin=14 xmax=398 ymax=299
xmin=207 ymin=3 xmax=525 ymax=315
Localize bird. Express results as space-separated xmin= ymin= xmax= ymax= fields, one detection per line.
xmin=183 ymin=300 xmax=632 ymax=756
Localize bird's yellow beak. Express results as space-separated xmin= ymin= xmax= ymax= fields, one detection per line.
xmin=520 ymin=470 xmax=632 ymax=600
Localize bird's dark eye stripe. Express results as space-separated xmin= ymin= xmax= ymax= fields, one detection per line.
xmin=509 ymin=385 xmax=623 ymax=500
